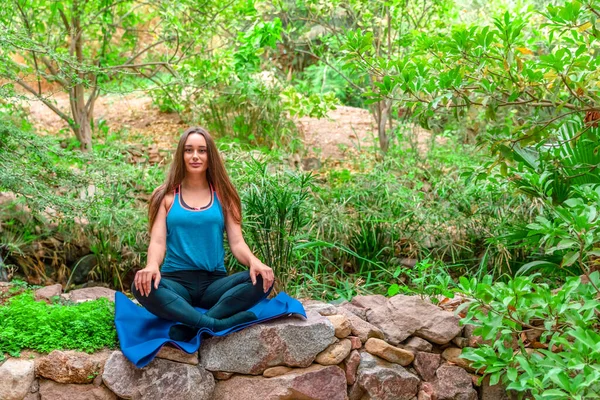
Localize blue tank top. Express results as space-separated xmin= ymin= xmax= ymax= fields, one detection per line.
xmin=161 ymin=184 xmax=226 ymax=273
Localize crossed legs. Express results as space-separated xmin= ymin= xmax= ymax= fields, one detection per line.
xmin=131 ymin=270 xmax=272 ymax=339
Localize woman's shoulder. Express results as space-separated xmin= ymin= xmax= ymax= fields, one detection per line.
xmin=152 ymin=185 xmax=175 ymax=212
xmin=163 ymin=191 xmax=175 ymax=212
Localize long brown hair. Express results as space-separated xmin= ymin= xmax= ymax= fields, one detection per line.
xmin=148 ymin=127 xmax=242 ymax=232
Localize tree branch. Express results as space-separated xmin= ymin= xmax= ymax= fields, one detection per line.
xmin=14 ymin=79 xmax=73 ymax=126
xmin=123 ymin=38 xmax=174 ymax=66
xmin=104 ymin=62 xmax=176 ymax=75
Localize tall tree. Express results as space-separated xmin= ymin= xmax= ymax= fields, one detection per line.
xmin=0 ymin=1 xmax=187 ymax=150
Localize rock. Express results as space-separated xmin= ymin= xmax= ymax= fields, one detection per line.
xmin=348 ymin=382 xmax=365 ymax=400
xmin=462 ymin=324 xmax=484 ymax=347
xmin=200 ymin=311 xmax=335 ymax=374
xmin=432 ymin=364 xmax=477 ymax=400
xmin=364 ymin=338 xmax=414 ymax=366
xmin=441 ymin=347 xmax=477 ymax=373
xmin=418 ymin=382 xmax=435 ymax=400
xmin=302 ymin=157 xmax=322 ymax=171
xmin=351 ymin=294 xmax=461 ymax=345
xmin=315 ymin=339 xmax=352 ymax=366
xmin=70 ymin=254 xmax=98 ymax=284
xmin=402 ymin=336 xmax=433 ymax=352
xmin=213 ymin=364 xmax=347 ymax=400
xmin=34 ymin=284 xmax=62 ymax=302
xmin=156 ymin=345 xmax=198 ymax=365
xmin=463 ymin=324 xmax=476 ymax=338
xmin=102 ymin=351 xmax=214 ymax=400
xmin=263 ymin=366 xmax=293 ymax=378
xmin=338 ymin=301 xmax=368 ymax=320
xmin=413 ymin=352 xmax=441 ymax=382
xmin=480 ymin=375 xmax=514 ymax=400
xmin=36 ymin=350 xmax=110 ymax=384
xmin=303 ymin=300 xmax=338 ymax=316
xmin=0 ymin=359 xmax=35 ymax=400
xmin=355 ymin=351 xmax=420 ymax=400
xmin=213 ymin=371 xmax=234 ymax=380
xmin=39 ymin=379 xmax=116 ymax=400
xmin=69 ymin=287 xmax=116 ymax=303
xmin=93 ymin=374 xmax=103 ymax=386
xmin=326 ymin=315 xmax=352 ymax=338
xmin=348 ymin=336 xmax=362 ymax=350
xmin=336 ymin=306 xmax=385 ymax=343
xmin=345 ymin=350 xmax=361 ymax=385
xmin=452 ymin=336 xmax=469 ymax=348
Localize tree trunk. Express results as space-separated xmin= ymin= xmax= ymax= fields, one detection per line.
xmin=374 ymin=99 xmax=391 ymax=153
xmin=71 ymin=3 xmax=92 ymax=152
xmin=69 ymin=83 xmax=93 ymax=151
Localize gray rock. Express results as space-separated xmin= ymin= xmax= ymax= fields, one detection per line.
xmin=351 ymin=294 xmax=461 ymax=345
xmin=402 ymin=336 xmax=433 ymax=352
xmin=336 ymin=306 xmax=385 ymax=343
xmin=200 ymin=311 xmax=335 ymax=374
xmin=433 ymin=364 xmax=478 ymax=400
xmin=69 ymin=287 xmax=116 ymax=303
xmin=356 ymin=351 xmax=420 ymax=400
xmin=452 ymin=336 xmax=469 ymax=348
xmin=413 ymin=352 xmax=441 ymax=382
xmin=0 ymin=359 xmax=35 ymax=400
xmin=155 ymin=345 xmax=198 ymax=365
xmin=34 ymin=284 xmax=62 ymax=302
xmin=213 ymin=364 xmax=347 ymax=400
xmin=102 ymin=351 xmax=214 ymax=400
xmin=303 ymin=301 xmax=338 ymax=316
xmin=338 ymin=301 xmax=368 ymax=320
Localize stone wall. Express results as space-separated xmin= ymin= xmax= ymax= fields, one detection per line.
xmin=0 ymin=290 xmax=513 ymax=400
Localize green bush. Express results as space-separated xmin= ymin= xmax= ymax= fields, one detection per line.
xmin=202 ymin=79 xmax=300 ymax=150
xmin=458 ymin=272 xmax=600 ymax=399
xmin=0 ymin=292 xmax=117 ymax=359
xmin=235 ymin=160 xmax=313 ymax=291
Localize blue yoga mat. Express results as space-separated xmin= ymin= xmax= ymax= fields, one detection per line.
xmin=114 ymin=291 xmax=307 ymax=368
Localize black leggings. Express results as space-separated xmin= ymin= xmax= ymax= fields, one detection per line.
xmin=131 ymin=270 xmax=272 ymax=329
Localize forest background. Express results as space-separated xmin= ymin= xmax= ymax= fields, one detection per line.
xmin=0 ymin=0 xmax=599 ymax=398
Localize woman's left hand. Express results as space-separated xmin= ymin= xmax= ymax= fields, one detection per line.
xmin=249 ymin=260 xmax=275 ymax=293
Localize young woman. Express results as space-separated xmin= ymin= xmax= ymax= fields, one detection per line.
xmin=132 ymin=126 xmax=275 ymax=341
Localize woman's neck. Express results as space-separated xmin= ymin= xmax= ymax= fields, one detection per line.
xmin=181 ymin=174 xmax=209 ymax=190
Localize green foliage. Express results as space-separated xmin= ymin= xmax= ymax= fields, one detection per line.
xmin=458 ymin=272 xmax=600 ymax=399
xmin=388 ymin=259 xmax=455 ymax=303
xmin=202 ymin=78 xmax=301 ymax=150
xmin=0 ymin=292 xmax=116 ymax=358
xmin=236 ymin=160 xmax=313 ymax=291
xmin=280 ymin=86 xmax=338 ymax=119
xmin=293 ymin=61 xmax=365 ymax=107
xmin=0 ymin=117 xmax=158 ymax=288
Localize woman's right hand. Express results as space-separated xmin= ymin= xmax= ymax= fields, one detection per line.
xmin=134 ymin=267 xmax=161 ymax=297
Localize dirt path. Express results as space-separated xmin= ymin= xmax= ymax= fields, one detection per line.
xmin=25 ymin=93 xmax=442 ymax=165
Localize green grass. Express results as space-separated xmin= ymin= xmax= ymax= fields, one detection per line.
xmin=0 ymin=292 xmax=116 ymax=360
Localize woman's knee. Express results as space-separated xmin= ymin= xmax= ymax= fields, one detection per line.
xmin=130 ymin=280 xmax=160 ymax=306
xmin=131 ymin=281 xmax=142 ymax=300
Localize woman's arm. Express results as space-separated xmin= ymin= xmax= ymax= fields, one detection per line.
xmin=225 ymin=212 xmax=275 ymax=293
xmin=134 ymin=195 xmax=169 ymax=296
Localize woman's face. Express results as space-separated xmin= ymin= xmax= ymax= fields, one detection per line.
xmin=183 ymin=133 xmax=209 ymax=176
